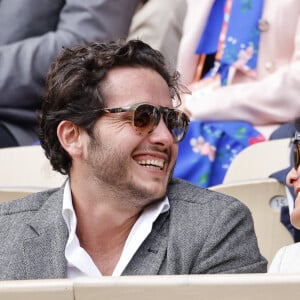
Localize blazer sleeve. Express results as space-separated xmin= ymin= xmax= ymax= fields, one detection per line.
xmin=0 ymin=0 xmax=138 ymax=109
xmin=192 ymin=200 xmax=267 ymax=273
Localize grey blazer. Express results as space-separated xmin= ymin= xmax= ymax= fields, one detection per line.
xmin=0 ymin=178 xmax=267 ymax=280
xmin=0 ymin=0 xmax=139 ymax=145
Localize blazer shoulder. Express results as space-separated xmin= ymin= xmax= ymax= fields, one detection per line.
xmin=0 ymin=188 xmax=61 ymax=216
xmin=168 ymin=178 xmax=242 ymax=207
xmin=167 ymin=178 xmax=252 ymax=224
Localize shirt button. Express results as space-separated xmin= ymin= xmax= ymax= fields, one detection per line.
xmin=258 ymin=19 xmax=270 ymax=32
xmin=265 ymin=61 xmax=276 ymax=73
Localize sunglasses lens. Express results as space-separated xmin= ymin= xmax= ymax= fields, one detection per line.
xmin=131 ymin=104 xmax=189 ymax=142
xmin=133 ymin=104 xmax=159 ymax=133
xmin=164 ymin=109 xmax=189 ymax=142
xmin=294 ymin=145 xmax=300 ymax=169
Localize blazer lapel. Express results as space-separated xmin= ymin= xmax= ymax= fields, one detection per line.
xmin=22 ymin=188 xmax=68 ymax=279
xmin=122 ymin=211 xmax=169 ymax=275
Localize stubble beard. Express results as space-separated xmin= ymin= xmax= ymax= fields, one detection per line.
xmin=86 ymin=136 xmax=167 ymax=209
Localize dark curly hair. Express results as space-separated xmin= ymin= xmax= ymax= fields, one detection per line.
xmin=38 ymin=39 xmax=184 ymax=175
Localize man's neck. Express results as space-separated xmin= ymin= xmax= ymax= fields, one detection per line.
xmin=76 ymin=206 xmax=140 ymax=275
xmin=70 ymin=179 xmax=142 ymax=275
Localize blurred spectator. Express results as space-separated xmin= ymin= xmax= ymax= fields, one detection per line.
xmin=269 ymin=118 xmax=300 ymax=272
xmin=173 ymin=0 xmax=300 ymax=187
xmin=127 ymin=0 xmax=187 ymax=71
xmin=270 ymin=118 xmax=300 ymax=243
xmin=0 ymin=0 xmax=139 ymax=148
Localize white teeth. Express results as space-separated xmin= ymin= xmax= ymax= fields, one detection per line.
xmin=138 ymin=159 xmax=164 ymax=169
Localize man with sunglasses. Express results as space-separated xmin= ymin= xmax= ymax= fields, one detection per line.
xmin=0 ymin=39 xmax=266 ymax=279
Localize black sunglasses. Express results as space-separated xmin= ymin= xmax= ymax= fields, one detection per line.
xmin=99 ymin=103 xmax=190 ymax=143
xmin=293 ymin=131 xmax=300 ymax=169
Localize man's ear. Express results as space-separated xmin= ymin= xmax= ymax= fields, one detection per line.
xmin=57 ymin=120 xmax=83 ymax=157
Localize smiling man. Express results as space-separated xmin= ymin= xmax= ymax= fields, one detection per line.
xmin=0 ymin=39 xmax=267 ymax=279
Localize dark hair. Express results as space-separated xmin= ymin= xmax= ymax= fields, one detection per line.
xmin=38 ymin=39 xmax=183 ymax=175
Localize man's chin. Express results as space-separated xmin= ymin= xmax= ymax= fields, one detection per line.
xmin=138 ymin=181 xmax=167 ymax=201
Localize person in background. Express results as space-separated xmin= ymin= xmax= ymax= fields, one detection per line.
xmin=0 ymin=0 xmax=139 ymax=148
xmin=269 ymin=117 xmax=300 ymax=272
xmin=173 ymin=0 xmax=300 ymax=187
xmin=127 ymin=0 xmax=187 ymax=71
xmin=0 ymin=39 xmax=266 ymax=279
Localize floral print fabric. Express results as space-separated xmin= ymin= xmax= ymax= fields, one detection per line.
xmin=174 ymin=0 xmax=265 ymax=187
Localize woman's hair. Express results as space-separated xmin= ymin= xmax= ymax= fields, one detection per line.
xmin=38 ymin=39 xmax=183 ymax=175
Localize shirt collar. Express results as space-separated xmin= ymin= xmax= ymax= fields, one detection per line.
xmin=62 ymin=179 xmax=170 ymax=277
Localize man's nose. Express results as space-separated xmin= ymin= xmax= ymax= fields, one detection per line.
xmin=148 ymin=117 xmax=174 ymax=145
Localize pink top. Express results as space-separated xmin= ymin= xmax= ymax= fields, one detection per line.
xmin=177 ymin=0 xmax=300 ymax=138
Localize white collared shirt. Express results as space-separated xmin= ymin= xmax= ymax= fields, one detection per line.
xmin=62 ymin=180 xmax=170 ymax=278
